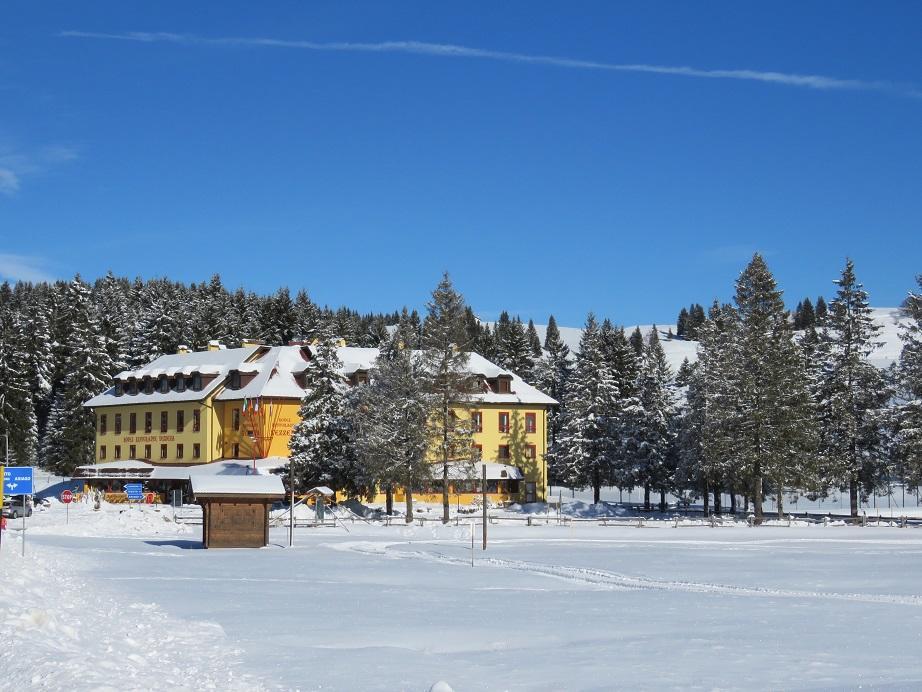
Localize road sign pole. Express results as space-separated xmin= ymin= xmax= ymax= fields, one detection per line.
xmin=21 ymin=494 xmax=26 ymax=557
xmin=482 ymin=464 xmax=487 ymax=551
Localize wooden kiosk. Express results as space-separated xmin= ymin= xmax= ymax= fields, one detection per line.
xmin=191 ymin=475 xmax=285 ymax=548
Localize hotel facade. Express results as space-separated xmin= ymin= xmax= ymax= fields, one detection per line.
xmin=84 ymin=341 xmax=557 ymax=504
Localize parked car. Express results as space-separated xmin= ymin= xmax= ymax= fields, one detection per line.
xmin=2 ymin=500 xmax=32 ymax=519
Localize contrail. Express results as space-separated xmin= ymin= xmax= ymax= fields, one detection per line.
xmin=59 ymin=31 xmax=922 ymax=99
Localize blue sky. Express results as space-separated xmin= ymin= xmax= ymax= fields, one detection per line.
xmin=1 ymin=2 xmax=920 ymax=326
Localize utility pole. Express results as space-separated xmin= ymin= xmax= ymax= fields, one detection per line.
xmin=482 ymin=464 xmax=487 ymax=550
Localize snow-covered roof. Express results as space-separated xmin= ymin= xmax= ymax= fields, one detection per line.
xmin=86 ymin=343 xmax=556 ymax=409
xmin=216 ymin=346 xmax=311 ymax=401
xmin=151 ymin=458 xmax=289 ymax=481
xmin=85 ymin=347 xmax=263 ymax=407
xmin=190 ymin=474 xmax=285 ymax=497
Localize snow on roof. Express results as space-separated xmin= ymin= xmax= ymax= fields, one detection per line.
xmin=85 ymin=346 xmax=263 ymax=407
xmin=151 ymin=458 xmax=289 ymax=481
xmin=190 ymin=474 xmax=285 ymax=497
xmin=77 ymin=459 xmax=155 ymax=471
xmin=87 ymin=342 xmax=557 ymax=409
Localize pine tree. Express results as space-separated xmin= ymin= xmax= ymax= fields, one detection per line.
xmin=800 ymin=297 xmax=816 ymax=329
xmin=535 ymin=315 xmax=571 ymax=464
xmin=293 ymin=289 xmax=322 ymax=342
xmin=676 ymin=307 xmax=689 ymax=339
xmin=0 ymin=284 xmax=38 ymax=464
xmin=420 ymin=273 xmax=478 ymax=523
xmin=41 ymin=276 xmax=112 ymax=475
xmin=815 ymin=295 xmax=828 ymax=323
xmin=816 ymin=259 xmax=889 ymax=516
xmin=732 ymin=255 xmax=816 ymax=523
xmin=93 ymin=271 xmax=130 ymax=376
xmin=288 ymin=334 xmax=365 ymax=496
xmin=622 ymin=328 xmax=677 ymax=510
xmin=556 ymin=314 xmax=620 ymax=502
xmin=527 ymin=320 xmax=543 ymax=361
xmin=629 ymin=326 xmax=644 ymax=356
xmin=896 ymin=275 xmax=922 ymax=486
xmin=349 ymin=333 xmax=431 ymax=520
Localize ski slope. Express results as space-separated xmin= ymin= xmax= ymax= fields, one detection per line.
xmin=530 ymin=306 xmax=909 ymax=372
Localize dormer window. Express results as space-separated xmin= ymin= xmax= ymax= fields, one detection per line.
xmin=114 ymin=381 xmax=124 ymax=396
xmin=192 ymin=373 xmax=202 ymax=391
xmin=175 ymin=376 xmax=185 ymax=393
xmin=144 ymin=378 xmax=154 ymax=395
xmin=229 ymin=371 xmax=241 ymax=389
xmin=159 ymin=376 xmax=169 ymax=393
xmin=128 ymin=380 xmax=138 ymax=396
xmin=497 ymin=376 xmax=512 ymax=394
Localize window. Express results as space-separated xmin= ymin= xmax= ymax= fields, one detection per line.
xmin=160 ymin=411 xmax=168 ymax=433
xmin=498 ymin=445 xmax=510 ymax=460
xmin=229 ymin=371 xmax=241 ymax=389
xmin=129 ymin=412 xmax=137 ymax=434
xmin=99 ymin=414 xmax=107 ymax=435
xmin=128 ymin=380 xmax=138 ymax=395
xmin=144 ymin=444 xmax=151 ymax=460
xmin=177 ymin=410 xmax=185 ymax=433
xmin=176 ymin=376 xmax=185 ymax=393
xmin=114 ymin=445 xmax=122 ymax=460
xmin=497 ymin=377 xmax=512 ymax=394
xmin=129 ymin=444 xmax=136 ymax=459
xmin=99 ymin=445 xmax=106 ymax=461
xmin=144 ymin=378 xmax=154 ymax=394
xmin=114 ymin=382 xmax=124 ymax=396
xmin=145 ymin=412 xmax=152 ymax=434
xmin=160 ymin=444 xmax=167 ymax=459
xmin=176 ymin=444 xmax=184 ymax=460
xmin=525 ymin=412 xmax=536 ymax=434
xmin=473 ymin=443 xmax=482 ymax=459
xmin=233 ymin=408 xmax=240 ymax=431
xmin=192 ymin=373 xmax=202 ymax=391
xmin=192 ymin=410 xmax=201 ymax=432
xmin=159 ymin=376 xmax=169 ymax=393
xmin=527 ymin=444 xmax=537 ymax=460
xmin=498 ymin=412 xmax=510 ymax=433
xmin=232 ymin=443 xmax=240 ymax=458
xmin=192 ymin=443 xmax=201 ymax=459
xmin=114 ymin=414 xmax=122 ymax=435
xmin=471 ymin=411 xmax=483 ymax=433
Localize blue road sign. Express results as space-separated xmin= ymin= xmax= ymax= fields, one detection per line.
xmin=3 ymin=467 xmax=34 ymax=495
xmin=125 ymin=483 xmax=143 ymax=500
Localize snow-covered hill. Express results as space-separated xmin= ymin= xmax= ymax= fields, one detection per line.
xmin=531 ymin=307 xmax=909 ymax=373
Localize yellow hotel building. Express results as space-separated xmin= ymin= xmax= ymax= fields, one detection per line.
xmin=83 ymin=342 xmax=557 ymax=504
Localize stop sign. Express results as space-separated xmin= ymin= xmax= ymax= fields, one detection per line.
xmin=61 ymin=490 xmax=74 ymax=504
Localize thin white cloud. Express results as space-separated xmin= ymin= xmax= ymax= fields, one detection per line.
xmin=0 ymin=254 xmax=55 ymax=283
xmin=0 ymin=146 xmax=78 ymax=196
xmin=60 ymin=30 xmax=922 ymax=99
xmin=0 ymin=168 xmax=20 ymax=195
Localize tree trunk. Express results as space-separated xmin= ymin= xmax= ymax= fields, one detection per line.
xmin=850 ymin=476 xmax=859 ymax=518
xmin=730 ymin=490 xmax=737 ymax=515
xmin=659 ymin=488 xmax=666 ymax=513
xmin=643 ymin=484 xmax=651 ymax=511
xmin=405 ymin=487 xmax=414 ymax=524
xmin=777 ymin=483 xmax=784 ymax=519
xmin=713 ymin=483 xmax=722 ymax=515
xmin=753 ymin=470 xmax=764 ymax=525
xmin=593 ymin=467 xmax=601 ymax=504
xmin=702 ymin=479 xmax=710 ymax=516
xmin=442 ymin=403 xmax=450 ymax=524
xmin=744 ymin=494 xmax=749 ymax=513
xmin=385 ymin=486 xmax=394 ymax=516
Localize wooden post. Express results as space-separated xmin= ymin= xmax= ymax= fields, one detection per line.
xmin=482 ymin=463 xmax=487 ymax=551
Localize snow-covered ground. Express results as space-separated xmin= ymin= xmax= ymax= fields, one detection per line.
xmin=5 ymin=500 xmax=922 ymax=690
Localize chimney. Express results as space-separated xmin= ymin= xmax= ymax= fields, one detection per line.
xmin=242 ymin=338 xmax=264 ymax=348
xmin=207 ymin=340 xmax=224 ymax=352
xmin=177 ymin=344 xmax=191 ymax=355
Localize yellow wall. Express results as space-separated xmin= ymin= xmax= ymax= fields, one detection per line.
xmin=218 ymin=398 xmax=300 ymax=460
xmin=95 ymin=401 xmax=219 ymax=464
xmin=468 ymin=404 xmax=548 ymax=502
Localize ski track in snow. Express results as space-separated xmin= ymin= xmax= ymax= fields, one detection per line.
xmin=326 ymin=539 xmax=922 ymax=607
xmin=0 ymin=541 xmax=263 ymax=692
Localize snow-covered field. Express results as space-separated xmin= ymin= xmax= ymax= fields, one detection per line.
xmin=5 ymin=500 xmax=922 ymax=691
